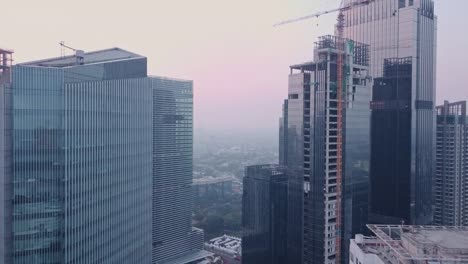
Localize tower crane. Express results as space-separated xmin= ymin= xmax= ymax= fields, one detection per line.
xmin=59 ymin=41 xmax=77 ymax=52
xmin=274 ymin=0 xmax=374 ymax=28
xmin=59 ymin=42 xmax=85 ymax=65
xmin=275 ymin=0 xmax=374 ymax=263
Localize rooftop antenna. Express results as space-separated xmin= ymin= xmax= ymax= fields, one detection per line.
xmin=58 ymin=42 xmax=84 ymax=65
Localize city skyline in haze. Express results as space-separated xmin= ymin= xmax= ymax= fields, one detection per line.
xmin=1 ymin=0 xmax=462 ymax=137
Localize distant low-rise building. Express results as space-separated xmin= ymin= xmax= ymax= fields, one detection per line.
xmin=204 ymin=235 xmax=241 ymax=264
xmin=350 ymin=225 xmax=468 ymax=264
xmin=193 ymin=176 xmax=233 ymax=200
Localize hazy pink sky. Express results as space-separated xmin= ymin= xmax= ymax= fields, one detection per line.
xmin=1 ymin=0 xmax=465 ymax=137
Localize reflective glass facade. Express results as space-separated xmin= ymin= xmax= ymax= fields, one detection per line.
xmin=8 ymin=53 xmax=153 ymax=264
xmin=63 ymin=77 xmax=153 ymax=264
xmin=369 ymin=58 xmax=413 ymax=223
xmin=12 ymin=66 xmax=66 ymax=264
xmin=0 ymin=49 xmax=204 ymax=264
xmin=286 ymin=71 xmax=306 ymax=264
xmin=279 ymin=100 xmax=288 ymax=166
xmin=242 ymin=165 xmax=287 ymax=264
xmin=0 ymin=81 xmax=13 ymax=264
xmin=341 ymin=56 xmax=371 ymax=264
xmin=342 ymin=0 xmax=437 ymax=225
xmin=151 ymin=77 xmax=202 ymax=264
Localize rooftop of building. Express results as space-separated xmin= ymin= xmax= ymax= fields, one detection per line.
xmin=352 ymin=225 xmax=468 ymax=263
xmin=291 ymin=35 xmax=370 ymax=72
xmin=149 ymin=75 xmax=193 ymax=84
xmin=160 ymin=250 xmax=214 ymax=264
xmin=245 ymin=164 xmax=285 ymax=175
xmin=193 ymin=176 xmax=233 ymax=186
xmin=402 ymin=228 xmax=468 ymax=253
xmin=0 ymin=48 xmax=14 ymax=54
xmin=205 ymin=235 xmax=241 ymax=256
xmin=246 ymin=164 xmax=282 ymax=170
xmin=289 ymin=60 xmax=324 ymax=72
xmin=19 ymin=47 xmax=145 ymax=68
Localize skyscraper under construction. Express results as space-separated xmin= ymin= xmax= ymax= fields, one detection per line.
xmin=283 ymin=35 xmax=372 ymax=264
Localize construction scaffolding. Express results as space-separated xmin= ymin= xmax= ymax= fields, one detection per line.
xmin=366 ymin=225 xmax=468 ymax=263
xmin=314 ymin=35 xmax=370 ymax=66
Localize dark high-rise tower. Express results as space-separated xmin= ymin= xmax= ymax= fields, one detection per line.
xmin=342 ymin=0 xmax=437 ymax=225
xmin=151 ymin=77 xmax=205 ymax=264
xmin=284 ymin=35 xmax=371 ymax=264
xmin=242 ymin=164 xmax=288 ymax=264
xmin=434 ymin=101 xmax=468 ymax=226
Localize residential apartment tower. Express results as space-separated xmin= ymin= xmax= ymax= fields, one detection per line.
xmin=434 ymin=101 xmax=468 ymax=226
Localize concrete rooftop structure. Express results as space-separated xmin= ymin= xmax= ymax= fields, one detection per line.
xmin=350 ymin=225 xmax=468 ymax=264
xmin=19 ymin=47 xmax=144 ymax=68
xmin=205 ymin=235 xmax=241 ymax=264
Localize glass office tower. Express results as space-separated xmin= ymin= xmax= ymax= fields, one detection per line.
xmin=342 ymin=0 xmax=437 ymax=225
xmin=151 ymin=77 xmax=205 ymax=264
xmin=285 ymin=36 xmax=371 ymax=264
xmin=0 ymin=48 xmax=206 ymax=264
xmin=9 ymin=49 xmax=153 ymax=264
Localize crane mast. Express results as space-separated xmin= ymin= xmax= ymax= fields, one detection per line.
xmin=335 ymin=10 xmax=345 ymax=263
